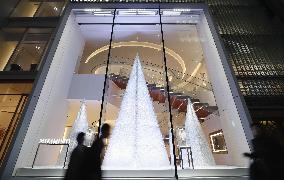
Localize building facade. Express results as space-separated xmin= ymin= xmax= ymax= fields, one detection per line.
xmin=0 ymin=0 xmax=283 ymax=179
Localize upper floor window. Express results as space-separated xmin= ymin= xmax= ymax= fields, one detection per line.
xmin=10 ymin=0 xmax=66 ymax=17
xmin=0 ymin=28 xmax=54 ymax=72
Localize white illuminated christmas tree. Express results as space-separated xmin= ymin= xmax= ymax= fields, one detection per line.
xmin=68 ymin=100 xmax=89 ymax=150
xmin=185 ymin=98 xmax=215 ymax=168
xmin=102 ymin=54 xmax=170 ymax=170
xmin=58 ymin=100 xmax=89 ymax=167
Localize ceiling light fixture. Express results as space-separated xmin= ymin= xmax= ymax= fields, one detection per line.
xmin=173 ymin=9 xmax=191 ymax=12
xmin=92 ymin=11 xmax=112 ymax=16
xmin=162 ymin=11 xmax=181 ymax=16
xmin=83 ymin=8 xmax=102 ymax=12
xmin=118 ymin=10 xmax=156 ymax=16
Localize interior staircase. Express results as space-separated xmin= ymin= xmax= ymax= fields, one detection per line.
xmin=109 ymin=73 xmax=218 ymax=121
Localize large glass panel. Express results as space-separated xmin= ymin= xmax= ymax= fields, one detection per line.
xmin=75 ymin=8 xmax=115 ymax=138
xmin=15 ymin=9 xmax=116 ymax=169
xmin=162 ymin=10 xmax=218 ymax=171
xmin=98 ymin=8 xmax=175 ymax=176
xmin=0 ymin=83 xmax=33 ymax=168
xmin=161 ymin=9 xmax=253 ymax=176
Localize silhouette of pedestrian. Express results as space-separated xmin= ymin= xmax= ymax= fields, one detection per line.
xmin=64 ymin=132 xmax=86 ymax=180
xmin=244 ymin=123 xmax=284 ymax=180
xmin=84 ymin=123 xmax=111 ymax=180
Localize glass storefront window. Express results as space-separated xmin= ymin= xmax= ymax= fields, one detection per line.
xmin=13 ymin=7 xmax=251 ymax=179
xmin=0 ymin=83 xmax=33 ymax=167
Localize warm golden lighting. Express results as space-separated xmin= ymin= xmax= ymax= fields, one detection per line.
xmin=85 ymin=41 xmax=187 ymax=78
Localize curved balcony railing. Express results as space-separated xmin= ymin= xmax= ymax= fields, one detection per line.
xmin=89 ymin=58 xmax=213 ymax=92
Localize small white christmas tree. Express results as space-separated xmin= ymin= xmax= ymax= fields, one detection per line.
xmin=102 ymin=54 xmax=170 ymax=170
xmin=58 ymin=100 xmax=89 ymax=166
xmin=69 ymin=100 xmax=89 ymax=150
xmin=185 ymin=98 xmax=215 ymax=168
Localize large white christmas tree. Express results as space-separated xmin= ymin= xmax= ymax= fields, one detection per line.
xmin=185 ymin=98 xmax=215 ymax=168
xmin=102 ymin=54 xmax=170 ymax=170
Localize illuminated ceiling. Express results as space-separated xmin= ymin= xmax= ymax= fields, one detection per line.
xmin=76 ymin=10 xmax=209 ymax=94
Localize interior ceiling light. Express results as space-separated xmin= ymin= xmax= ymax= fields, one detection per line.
xmin=118 ymin=10 xmax=157 ymax=16
xmin=85 ymin=41 xmax=186 ymax=78
xmin=138 ymin=11 xmax=156 ymax=15
xmin=83 ymin=8 xmax=102 ymax=12
xmin=82 ymin=8 xmax=113 ymax=15
xmin=173 ymin=9 xmax=191 ymax=12
xmin=92 ymin=11 xmax=112 ymax=16
xmin=118 ymin=10 xmax=137 ymax=15
xmin=162 ymin=11 xmax=181 ymax=16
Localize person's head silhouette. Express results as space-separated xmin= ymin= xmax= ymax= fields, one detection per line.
xmin=76 ymin=132 xmax=85 ymax=145
xmin=251 ymin=122 xmax=264 ymax=137
xmin=100 ymin=123 xmax=111 ymax=138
